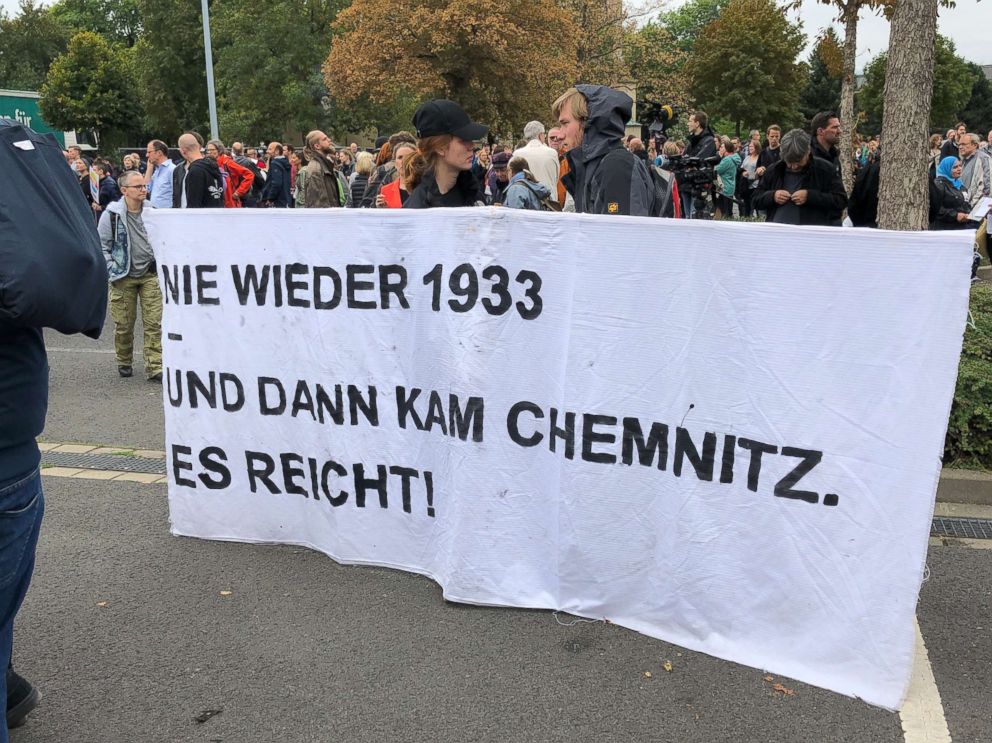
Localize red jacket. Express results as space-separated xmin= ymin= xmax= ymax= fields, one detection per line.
xmin=217 ymin=154 xmax=254 ymax=208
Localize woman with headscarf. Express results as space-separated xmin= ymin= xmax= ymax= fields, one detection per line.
xmin=929 ymin=156 xmax=973 ymax=230
xmin=403 ymin=100 xmax=487 ymax=208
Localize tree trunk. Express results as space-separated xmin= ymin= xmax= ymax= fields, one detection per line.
xmin=838 ymin=2 xmax=858 ymax=196
xmin=876 ymin=0 xmax=938 ymax=230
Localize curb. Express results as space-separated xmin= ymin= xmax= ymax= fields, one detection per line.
xmin=36 ymin=441 xmax=992 ymax=504
xmin=937 ymin=468 xmax=992 ymax=506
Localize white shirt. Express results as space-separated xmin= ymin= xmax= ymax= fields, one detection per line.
xmin=512 ymin=139 xmax=561 ymax=203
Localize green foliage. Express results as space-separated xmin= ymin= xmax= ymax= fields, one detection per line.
xmin=958 ymin=62 xmax=992 ymax=134
xmin=0 ymin=0 xmax=72 ymax=89
xmin=800 ymin=30 xmax=841 ymax=127
xmin=689 ymin=0 xmax=806 ymax=134
xmin=212 ymin=0 xmax=345 ymax=142
xmin=623 ymin=23 xmax=690 ymax=112
xmin=658 ymin=0 xmax=729 ymax=52
xmin=133 ymin=0 xmax=209 ymax=141
xmin=945 ymin=282 xmax=992 ymax=470
xmin=49 ymin=0 xmax=142 ymax=47
xmin=39 ymin=31 xmax=141 ymax=149
xmin=859 ymin=35 xmax=974 ymax=135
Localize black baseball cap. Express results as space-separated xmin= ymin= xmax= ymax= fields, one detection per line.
xmin=413 ymin=100 xmax=489 ymax=140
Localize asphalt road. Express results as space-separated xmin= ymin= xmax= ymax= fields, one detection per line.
xmin=9 ymin=308 xmax=989 ymax=742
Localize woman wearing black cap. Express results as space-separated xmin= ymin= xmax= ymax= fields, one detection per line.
xmin=403 ymin=100 xmax=488 ymax=208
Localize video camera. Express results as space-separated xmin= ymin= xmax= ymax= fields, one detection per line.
xmin=638 ymin=100 xmax=675 ymax=150
xmin=666 ymin=154 xmax=722 ymax=219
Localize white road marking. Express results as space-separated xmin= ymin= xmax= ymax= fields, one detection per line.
xmin=47 ymin=347 xmax=116 ymax=354
xmin=900 ymin=617 xmax=952 ymax=742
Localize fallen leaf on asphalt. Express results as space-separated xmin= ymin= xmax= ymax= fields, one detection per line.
xmin=663 ymin=661 xmax=674 ymax=673
xmin=194 ymin=709 xmax=223 ymax=724
xmin=643 ymin=671 xmax=652 ymax=678
xmin=772 ymin=683 xmax=795 ymax=696
xmin=764 ymin=675 xmax=774 ymax=682
xmin=219 ymin=591 xmax=232 ymax=596
xmin=96 ymin=601 xmax=108 ymax=607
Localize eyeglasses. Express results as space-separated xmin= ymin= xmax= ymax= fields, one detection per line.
xmin=125 ymin=185 xmax=148 ymax=190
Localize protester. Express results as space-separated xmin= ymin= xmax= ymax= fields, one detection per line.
xmin=261 ymin=141 xmax=292 ymax=208
xmin=512 ymin=121 xmax=560 ymax=202
xmin=144 ymin=140 xmax=175 ymax=209
xmin=377 ymin=142 xmax=417 ymax=208
xmin=230 ymin=143 xmax=265 ymax=207
xmin=929 ymin=134 xmax=944 ymax=172
xmin=173 ymin=133 xmax=224 ymax=208
xmin=206 ymin=140 xmax=255 ymax=208
xmin=929 ymin=156 xmax=974 ymax=230
xmin=740 ymin=137 xmax=761 ymax=217
xmin=958 ymin=133 xmax=991 ymax=207
xmin=97 ymin=170 xmax=162 ymax=381
xmin=684 ymin=111 xmax=718 ymax=159
xmin=715 ymin=136 xmax=740 ymax=219
xmin=487 ymin=152 xmax=512 ymax=205
xmin=0 ymin=119 xmax=108 ymax=740
xmin=338 ymin=149 xmax=355 ymax=178
xmin=92 ymin=162 xmax=121 ymax=213
xmin=350 ymin=151 xmax=374 ymax=206
xmin=848 ymin=157 xmax=880 ymax=228
xmin=753 ymin=128 xmax=846 ymax=226
xmin=755 ymin=125 xmax=782 ymax=179
xmin=293 ymin=151 xmax=309 ymax=208
xmin=502 ymin=156 xmax=553 ymax=210
xmin=810 ymin=111 xmax=842 ymax=177
xmin=553 ymin=84 xmax=655 ymax=216
xmin=302 ymin=131 xmax=350 ymax=208
xmin=403 ymin=99 xmax=487 ymax=209
xmin=940 ymin=123 xmax=966 ymax=160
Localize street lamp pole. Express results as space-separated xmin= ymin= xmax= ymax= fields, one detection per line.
xmin=200 ymin=0 xmax=219 ymax=141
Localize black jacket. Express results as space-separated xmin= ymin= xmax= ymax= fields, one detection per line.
xmin=753 ymin=158 xmax=847 ymax=226
xmin=848 ymin=159 xmax=880 ymax=228
xmin=262 ymin=156 xmax=292 ymax=207
xmin=561 ymin=84 xmax=655 ymax=216
xmin=350 ymin=173 xmax=369 ymax=207
xmin=403 ymin=169 xmax=484 ymax=209
xmin=757 ymin=145 xmax=781 ymax=171
xmin=685 ymin=127 xmax=718 ymax=160
xmin=173 ymin=157 xmax=224 ymax=208
xmin=811 ymin=137 xmax=841 ymax=176
xmin=928 ymin=178 xmax=973 ymax=230
xmin=0 ymin=120 xmax=106 ymax=484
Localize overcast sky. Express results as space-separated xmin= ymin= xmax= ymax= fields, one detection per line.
xmin=2 ymin=0 xmax=988 ymax=73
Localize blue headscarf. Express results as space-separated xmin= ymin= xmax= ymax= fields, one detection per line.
xmin=936 ymin=156 xmax=963 ymax=189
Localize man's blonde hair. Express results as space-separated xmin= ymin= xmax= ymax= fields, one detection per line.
xmin=552 ymin=88 xmax=588 ymax=122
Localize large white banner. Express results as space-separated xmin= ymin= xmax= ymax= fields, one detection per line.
xmin=145 ymin=208 xmax=972 ymax=710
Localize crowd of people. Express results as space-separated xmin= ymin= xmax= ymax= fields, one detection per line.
xmin=55 ymin=84 xmax=990 ymax=394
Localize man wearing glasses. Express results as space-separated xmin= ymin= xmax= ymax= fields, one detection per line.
xmin=97 ymin=171 xmax=163 ymax=381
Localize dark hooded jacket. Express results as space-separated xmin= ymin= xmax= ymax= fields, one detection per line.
xmin=262 ymin=156 xmax=292 ymax=207
xmin=403 ymin=169 xmax=484 ymax=209
xmin=173 ymin=156 xmax=224 ymax=208
xmin=753 ymin=157 xmax=847 ymax=226
xmin=811 ymin=136 xmax=841 ymax=177
xmin=561 ymin=84 xmax=655 ymax=216
xmin=684 ymin=126 xmax=718 ymax=160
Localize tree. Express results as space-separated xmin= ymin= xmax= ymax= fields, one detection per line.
xmin=212 ymin=0 xmax=345 ymax=142
xmin=49 ymin=0 xmax=142 ymax=47
xmin=689 ymin=0 xmax=805 ymax=136
xmin=958 ymin=62 xmax=992 ymax=134
xmin=876 ymin=0 xmax=937 ymax=230
xmin=859 ymin=36 xmax=974 ymax=135
xmin=132 ymin=0 xmax=209 ymax=141
xmin=799 ymin=29 xmax=842 ymax=126
xmin=658 ymin=0 xmax=729 ymax=52
xmin=623 ymin=23 xmax=690 ymax=113
xmin=0 ymin=1 xmax=72 ymax=90
xmin=38 ymin=31 xmax=141 ymax=149
xmin=325 ymin=0 xmax=579 ymax=137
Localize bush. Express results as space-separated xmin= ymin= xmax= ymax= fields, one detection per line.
xmin=944 ymin=282 xmax=992 ymax=469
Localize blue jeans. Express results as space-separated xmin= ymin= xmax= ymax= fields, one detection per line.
xmin=0 ymin=470 xmax=44 ymax=743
